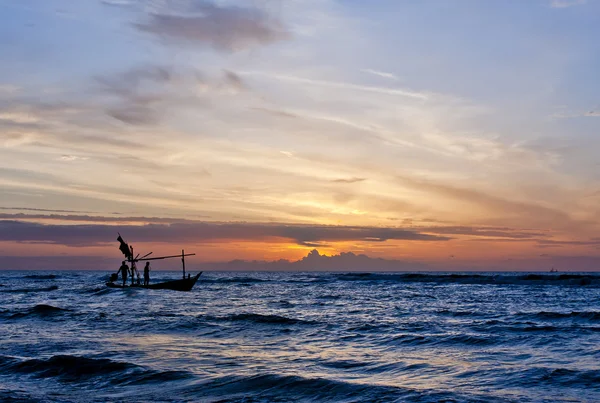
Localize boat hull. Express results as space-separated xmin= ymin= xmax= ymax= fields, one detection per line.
xmin=106 ymin=272 xmax=202 ymax=291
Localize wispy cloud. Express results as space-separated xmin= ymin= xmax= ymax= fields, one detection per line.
xmin=58 ymin=155 xmax=89 ymax=162
xmin=550 ymin=0 xmax=587 ymax=8
xmin=361 ymin=69 xmax=398 ymax=81
xmin=244 ymin=72 xmax=429 ymax=100
xmin=395 ymin=175 xmax=577 ymax=229
xmin=331 ymin=177 xmax=366 ymax=184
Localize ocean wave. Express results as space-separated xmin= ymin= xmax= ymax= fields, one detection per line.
xmin=436 ymin=309 xmax=480 ymax=317
xmin=24 ymin=274 xmax=57 ymax=280
xmin=439 ymin=334 xmax=497 ymax=346
xmin=185 ymin=373 xmax=500 ymax=403
xmin=346 ymin=323 xmax=391 ymax=332
xmin=119 ymin=369 xmax=193 ymax=385
xmin=388 ymin=333 xmax=497 ymax=347
xmin=201 ymin=313 xmax=316 ymax=326
xmin=0 ymin=355 xmax=133 ymax=380
xmin=318 ymin=294 xmax=342 ymax=300
xmin=335 ymin=272 xmax=600 ymax=286
xmin=271 ymin=299 xmax=295 ymax=308
xmin=202 ymin=277 xmax=267 ymax=284
xmin=517 ymin=311 xmax=600 ymax=321
xmin=506 ymin=367 xmax=600 ymax=388
xmin=320 ymin=359 xmax=370 ymax=370
xmin=0 ymin=285 xmax=59 ymax=293
xmin=5 ymin=304 xmax=71 ymax=319
xmin=388 ymin=334 xmax=428 ymax=345
xmin=0 ymin=354 xmax=193 ymax=385
xmin=0 ymin=388 xmax=38 ymax=403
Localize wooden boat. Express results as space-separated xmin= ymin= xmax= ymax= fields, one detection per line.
xmin=106 ymin=272 xmax=202 ymax=291
xmin=105 ymin=234 xmax=201 ymax=292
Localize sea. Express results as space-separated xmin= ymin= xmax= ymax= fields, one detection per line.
xmin=0 ymin=271 xmax=599 ymax=403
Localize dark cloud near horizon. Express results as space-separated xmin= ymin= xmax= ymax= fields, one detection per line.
xmin=0 ymin=207 xmax=97 ymax=214
xmin=0 ymin=214 xmax=576 ymax=244
xmin=0 ymin=213 xmax=191 ymax=224
xmin=535 ymin=239 xmax=600 ymax=247
xmin=421 ymin=226 xmax=548 ymax=239
xmin=0 ymin=220 xmax=450 ymax=247
xmin=133 ymin=1 xmax=289 ymax=52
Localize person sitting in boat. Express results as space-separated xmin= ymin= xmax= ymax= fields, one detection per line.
xmin=117 ymin=261 xmax=129 ymax=286
xmin=144 ymin=262 xmax=151 ymax=286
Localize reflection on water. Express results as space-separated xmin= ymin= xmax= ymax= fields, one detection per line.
xmin=0 ymin=271 xmax=599 ymax=402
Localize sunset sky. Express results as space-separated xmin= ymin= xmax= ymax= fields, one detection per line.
xmin=1 ymin=0 xmax=600 ymax=270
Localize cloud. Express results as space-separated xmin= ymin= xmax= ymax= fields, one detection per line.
xmin=97 ymin=65 xmax=248 ymax=125
xmin=420 ymin=226 xmax=548 ymax=239
xmin=223 ymin=70 xmax=246 ymax=91
xmin=550 ymin=0 xmax=587 ymax=8
xmin=552 ymin=109 xmax=600 ymax=118
xmin=106 ymin=105 xmax=161 ymax=125
xmin=395 ymin=175 xmax=575 ymax=228
xmin=331 ymin=177 xmax=366 ymax=184
xmin=101 ymin=0 xmax=135 ymax=7
xmin=58 ymin=155 xmax=89 ymax=162
xmin=361 ymin=69 xmax=398 ymax=81
xmin=134 ymin=1 xmax=289 ymax=52
xmin=247 ymin=72 xmax=429 ymax=100
xmin=0 ymin=219 xmax=451 ymax=247
xmin=535 ymin=239 xmax=600 ymax=247
xmin=0 ymin=207 xmax=97 ymax=214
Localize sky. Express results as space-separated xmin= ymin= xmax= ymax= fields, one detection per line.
xmin=1 ymin=0 xmax=600 ymax=270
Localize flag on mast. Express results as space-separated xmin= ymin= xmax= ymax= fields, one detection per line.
xmin=117 ymin=233 xmax=133 ymax=260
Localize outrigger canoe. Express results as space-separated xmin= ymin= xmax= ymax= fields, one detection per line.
xmin=106 ymin=233 xmax=202 ymax=292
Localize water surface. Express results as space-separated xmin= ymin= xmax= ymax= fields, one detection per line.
xmin=0 ymin=271 xmax=599 ymax=402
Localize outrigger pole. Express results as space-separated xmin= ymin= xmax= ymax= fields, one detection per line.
xmin=135 ymin=253 xmax=195 ymax=262
xmin=117 ymin=234 xmax=195 ymax=272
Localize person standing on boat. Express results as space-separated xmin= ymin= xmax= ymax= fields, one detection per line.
xmin=130 ymin=261 xmax=138 ymax=286
xmin=117 ymin=261 xmax=129 ymax=286
xmin=144 ymin=262 xmax=151 ymax=286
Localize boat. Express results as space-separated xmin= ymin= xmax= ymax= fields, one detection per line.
xmin=105 ymin=233 xmax=202 ymax=292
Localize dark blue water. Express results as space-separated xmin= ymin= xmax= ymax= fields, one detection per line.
xmin=1 ymin=271 xmax=599 ymax=402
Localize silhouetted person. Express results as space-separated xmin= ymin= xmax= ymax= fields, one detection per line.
xmin=131 ymin=262 xmax=138 ymax=286
xmin=118 ymin=261 xmax=129 ymax=286
xmin=144 ymin=262 xmax=150 ymax=286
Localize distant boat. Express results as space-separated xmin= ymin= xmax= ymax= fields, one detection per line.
xmin=105 ymin=234 xmax=202 ymax=292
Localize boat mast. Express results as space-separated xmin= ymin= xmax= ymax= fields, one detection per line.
xmin=130 ymin=245 xmax=135 ymax=285
xmin=182 ymin=249 xmax=186 ymax=279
